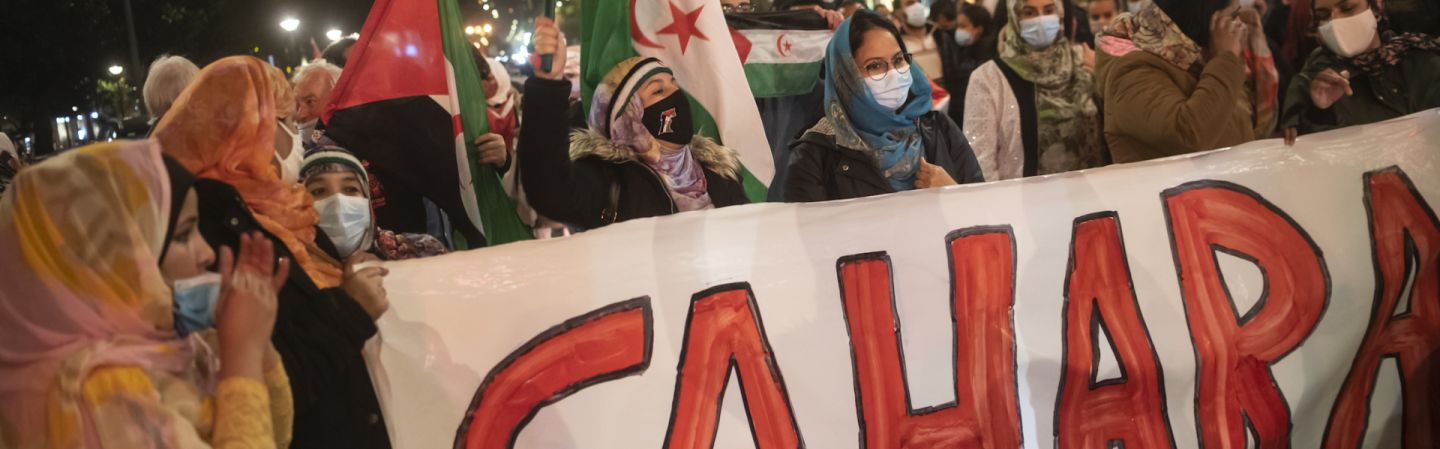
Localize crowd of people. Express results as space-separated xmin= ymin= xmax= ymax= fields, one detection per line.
xmin=0 ymin=0 xmax=1436 ymax=447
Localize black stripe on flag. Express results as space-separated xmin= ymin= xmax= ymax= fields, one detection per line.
xmin=324 ymin=96 xmax=486 ymax=246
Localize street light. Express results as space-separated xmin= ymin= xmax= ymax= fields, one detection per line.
xmin=482 ymin=23 xmax=493 ymax=34
xmin=280 ymin=17 xmax=300 ymax=32
xmin=465 ymin=25 xmax=476 ymax=35
xmin=107 ymin=65 xmax=124 ymax=76
xmin=326 ymin=28 xmax=343 ymax=41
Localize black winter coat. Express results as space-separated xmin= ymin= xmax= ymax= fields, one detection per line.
xmin=193 ymin=179 xmax=391 ymax=449
xmin=518 ymin=77 xmax=749 ymax=230
xmin=785 ymin=111 xmax=985 ymax=202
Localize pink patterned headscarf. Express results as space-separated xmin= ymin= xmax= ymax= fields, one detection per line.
xmin=0 ymin=140 xmax=196 ymax=447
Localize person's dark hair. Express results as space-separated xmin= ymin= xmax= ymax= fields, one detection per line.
xmin=930 ymin=0 xmax=959 ymax=21
xmin=959 ymin=2 xmax=992 ymax=32
xmin=472 ymin=46 xmax=493 ymax=80
xmin=841 ymin=0 xmax=866 ymax=9
xmin=849 ymin=10 xmax=909 ymax=56
xmin=1153 ymin=0 xmax=1228 ymax=45
xmin=321 ymin=38 xmax=358 ymax=68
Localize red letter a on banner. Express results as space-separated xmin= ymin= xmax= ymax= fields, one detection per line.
xmin=1165 ymin=181 xmax=1328 ymax=449
xmin=836 ymin=227 xmax=1022 ymax=449
xmin=1056 ymin=213 xmax=1176 ymax=449
xmin=455 ymin=298 xmax=653 ymax=449
xmin=1324 ymin=168 xmax=1440 ymax=449
xmin=664 ymin=284 xmax=804 ymax=449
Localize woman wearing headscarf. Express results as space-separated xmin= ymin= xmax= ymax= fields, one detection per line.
xmin=1095 ymin=0 xmax=1276 ymax=163
xmin=1280 ymin=0 xmax=1440 ymax=143
xmin=302 ymin=146 xmax=450 ymax=260
xmin=0 ymin=140 xmax=292 ymax=448
xmin=964 ymin=0 xmax=1103 ymax=181
xmin=518 ymin=18 xmax=749 ymax=229
xmin=152 ymin=56 xmax=393 ymax=449
xmin=935 ymin=1 xmax=999 ymax=123
xmin=787 ymin=11 xmax=984 ymax=202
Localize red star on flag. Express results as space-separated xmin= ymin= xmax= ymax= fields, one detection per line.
xmin=656 ymin=0 xmax=708 ymax=54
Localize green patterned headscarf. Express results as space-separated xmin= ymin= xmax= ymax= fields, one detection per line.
xmin=997 ymin=0 xmax=1103 ymax=175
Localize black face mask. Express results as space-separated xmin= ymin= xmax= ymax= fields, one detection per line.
xmin=640 ymin=90 xmax=694 ymax=146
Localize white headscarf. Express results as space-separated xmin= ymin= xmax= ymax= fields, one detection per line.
xmin=485 ymin=57 xmax=515 ymax=116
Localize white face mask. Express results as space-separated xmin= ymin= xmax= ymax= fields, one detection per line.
xmin=298 ymin=119 xmax=320 ymax=146
xmin=864 ymin=69 xmax=914 ymax=111
xmin=275 ymin=123 xmax=304 ymax=184
xmin=904 ymin=2 xmax=928 ymax=28
xmin=1019 ymin=15 xmax=1062 ymax=48
xmin=954 ymin=28 xmax=975 ymax=46
xmin=1126 ymin=0 xmax=1149 ymax=13
xmin=315 ymin=194 xmax=373 ymax=258
xmin=1319 ymin=10 xmax=1378 ymax=58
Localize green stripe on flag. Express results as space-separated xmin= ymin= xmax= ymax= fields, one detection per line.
xmin=744 ymin=62 xmax=824 ymax=98
xmin=687 ymin=95 xmax=768 ymax=202
xmin=438 ymin=0 xmax=531 ymax=246
xmin=580 ymin=0 xmax=640 ymax=115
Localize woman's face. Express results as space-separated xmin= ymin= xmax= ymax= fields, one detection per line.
xmin=1020 ymin=0 xmax=1058 ymax=19
xmin=854 ymin=28 xmax=907 ymax=79
xmin=1313 ymin=0 xmax=1372 ymax=24
xmin=957 ymin=14 xmax=982 ymax=37
xmin=159 ymin=189 xmax=216 ymax=285
xmin=636 ymin=73 xmax=681 ymax=108
xmin=483 ymin=74 xmax=501 ymax=99
xmin=1088 ymin=0 xmax=1117 ymax=30
xmin=306 ymin=171 xmax=366 ymax=201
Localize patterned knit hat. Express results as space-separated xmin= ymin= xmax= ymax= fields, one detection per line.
xmin=301 ymin=146 xmax=369 ymax=195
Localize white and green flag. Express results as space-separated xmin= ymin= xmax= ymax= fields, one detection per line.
xmin=726 ymin=11 xmax=832 ymax=98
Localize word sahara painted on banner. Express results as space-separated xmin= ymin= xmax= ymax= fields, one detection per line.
xmin=371 ymin=111 xmax=1440 ymax=449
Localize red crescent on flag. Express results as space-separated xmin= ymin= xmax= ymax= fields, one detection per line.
xmin=775 ymin=32 xmax=790 ymax=57
xmin=630 ymin=0 xmax=664 ymax=48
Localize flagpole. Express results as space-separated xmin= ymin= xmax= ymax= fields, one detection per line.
xmin=540 ymin=0 xmax=557 ymax=72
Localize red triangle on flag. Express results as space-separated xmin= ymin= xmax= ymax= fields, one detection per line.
xmin=324 ymin=0 xmax=449 ymax=122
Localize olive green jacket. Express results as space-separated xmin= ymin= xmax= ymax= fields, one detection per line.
xmin=1280 ymin=48 xmax=1440 ymax=135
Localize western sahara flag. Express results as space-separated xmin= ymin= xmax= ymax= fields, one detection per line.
xmin=583 ymin=0 xmax=774 ymax=200
xmin=322 ymin=0 xmax=530 ymax=247
xmin=726 ymin=11 xmax=831 ymax=98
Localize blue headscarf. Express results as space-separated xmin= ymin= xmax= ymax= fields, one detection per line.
xmin=823 ymin=12 xmax=933 ymax=191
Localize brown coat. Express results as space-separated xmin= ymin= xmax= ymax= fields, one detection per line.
xmin=1095 ymin=50 xmax=1254 ymax=164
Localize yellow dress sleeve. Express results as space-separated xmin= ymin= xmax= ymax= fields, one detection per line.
xmin=263 ymin=358 xmax=294 ymax=448
xmin=210 ymin=377 xmax=277 ymax=449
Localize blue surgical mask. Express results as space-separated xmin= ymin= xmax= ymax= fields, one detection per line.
xmin=172 ymin=272 xmax=222 ymax=337
xmin=1019 ymin=15 xmax=1062 ymax=48
xmin=864 ymin=69 xmax=914 ymax=111
xmin=954 ymin=29 xmax=975 ymax=46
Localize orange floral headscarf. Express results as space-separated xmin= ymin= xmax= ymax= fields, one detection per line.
xmin=153 ymin=56 xmax=342 ymax=288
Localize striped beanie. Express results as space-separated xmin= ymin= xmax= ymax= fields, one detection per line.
xmin=301 ymin=146 xmax=369 ymax=195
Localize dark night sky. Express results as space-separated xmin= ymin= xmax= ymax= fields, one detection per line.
xmin=0 ymin=0 xmax=546 ymax=140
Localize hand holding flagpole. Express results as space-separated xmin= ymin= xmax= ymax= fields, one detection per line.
xmin=531 ymin=17 xmax=568 ymax=81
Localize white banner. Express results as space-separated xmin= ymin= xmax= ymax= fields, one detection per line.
xmin=368 ymin=110 xmax=1440 ymax=449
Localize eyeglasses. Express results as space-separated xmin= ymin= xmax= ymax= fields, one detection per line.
xmin=861 ymin=53 xmax=912 ymax=81
xmin=722 ymin=2 xmax=754 ymax=13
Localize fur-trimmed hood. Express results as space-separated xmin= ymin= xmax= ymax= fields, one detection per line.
xmin=568 ymin=129 xmax=742 ymax=181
